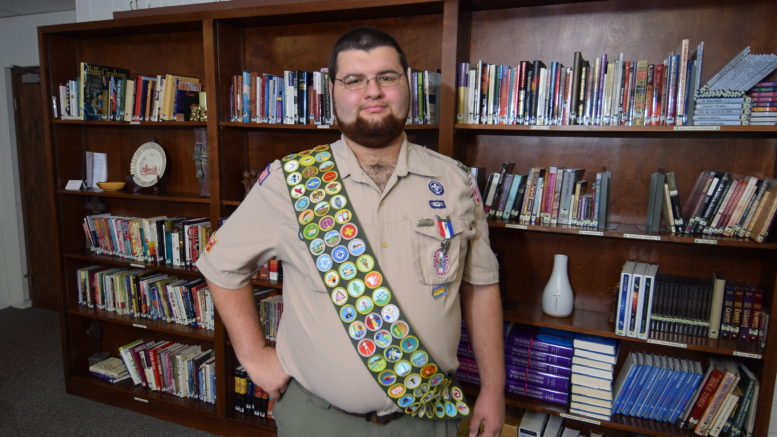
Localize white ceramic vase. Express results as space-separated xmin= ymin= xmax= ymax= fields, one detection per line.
xmin=542 ymin=254 xmax=574 ymax=317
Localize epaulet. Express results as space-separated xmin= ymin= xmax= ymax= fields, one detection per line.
xmin=456 ymin=160 xmax=470 ymax=174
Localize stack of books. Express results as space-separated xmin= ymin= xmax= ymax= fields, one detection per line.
xmin=504 ymin=325 xmax=572 ymax=406
xmin=257 ymin=293 xmax=284 ymax=341
xmin=692 ymin=96 xmax=751 ymax=126
xmin=568 ymin=334 xmax=619 ymax=421
xmin=749 ymin=81 xmax=777 ymax=126
xmin=615 ymin=261 xmax=660 ymax=340
xmin=233 ymin=366 xmax=275 ymax=420
xmin=88 ymin=356 xmax=130 ymax=384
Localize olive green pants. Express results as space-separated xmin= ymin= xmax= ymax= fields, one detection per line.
xmin=273 ymin=379 xmax=460 ymax=437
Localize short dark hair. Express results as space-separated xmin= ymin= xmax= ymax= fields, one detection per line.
xmin=328 ymin=27 xmax=408 ymax=83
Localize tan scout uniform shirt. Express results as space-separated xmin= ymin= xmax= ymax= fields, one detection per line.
xmin=197 ymin=135 xmax=499 ymax=415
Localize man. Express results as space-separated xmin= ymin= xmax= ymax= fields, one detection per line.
xmin=197 ymin=27 xmax=504 ymax=437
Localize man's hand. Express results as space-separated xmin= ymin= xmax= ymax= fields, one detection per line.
xmin=243 ymin=345 xmax=290 ymax=400
xmin=468 ymin=389 xmax=506 ymax=437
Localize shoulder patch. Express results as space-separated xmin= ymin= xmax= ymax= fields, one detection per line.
xmin=257 ymin=163 xmax=271 ymax=185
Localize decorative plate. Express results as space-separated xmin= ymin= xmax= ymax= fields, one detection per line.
xmin=130 ymin=141 xmax=166 ymax=187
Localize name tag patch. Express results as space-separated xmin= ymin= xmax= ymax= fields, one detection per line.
xmin=429 ymin=200 xmax=446 ymax=209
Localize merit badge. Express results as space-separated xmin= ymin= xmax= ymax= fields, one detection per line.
xmin=299 ymin=155 xmax=316 ymax=167
xmin=324 ymin=271 xmax=340 ymax=288
xmin=445 ymin=402 xmax=457 ymax=417
xmin=331 ymin=288 xmax=348 ymax=306
xmin=303 ymin=223 xmax=319 ymax=239
xmin=340 ymin=304 xmax=357 ymax=323
xmin=313 ymin=201 xmax=330 ymax=216
xmin=338 ymin=261 xmax=358 ymax=280
xmin=451 ymin=386 xmax=464 ymax=401
xmin=347 ymin=238 xmax=366 ymax=256
xmin=410 ymin=350 xmax=428 ymax=366
xmin=309 ymin=189 xmax=326 ymax=203
xmin=298 ymin=209 xmax=315 ymax=225
xmin=349 ymin=321 xmax=367 ymax=340
xmin=390 ymin=320 xmax=410 ymax=338
xmin=347 ymin=279 xmax=366 ymax=298
xmin=381 ymin=304 xmax=400 ymax=323
xmin=282 ymin=153 xmax=297 ymax=161
xmin=301 ymin=166 xmax=319 ymax=179
xmin=388 ymin=384 xmax=406 ymax=399
xmin=283 ymin=160 xmax=299 ymax=172
xmin=429 ymin=374 xmax=444 ymax=387
xmin=398 ymin=395 xmax=416 ymax=408
xmin=340 ymin=223 xmax=358 ymax=240
xmin=372 ymin=287 xmax=391 ymax=306
xmin=379 ymin=370 xmax=397 ymax=386
xmin=435 ymin=402 xmax=445 ymax=418
xmin=364 ymin=313 xmax=383 ymax=331
xmin=286 ymin=172 xmax=302 ymax=185
xmin=357 ymin=339 xmax=376 ymax=357
xmin=384 ymin=345 xmax=403 ymax=362
xmin=316 ymin=254 xmax=333 ymax=272
xmin=324 ymin=230 xmax=341 ymax=247
xmin=394 ymin=360 xmax=412 ymax=377
xmin=312 ymin=144 xmax=329 ymax=151
xmin=318 ymin=216 xmax=335 ymax=231
xmin=331 ymin=245 xmax=349 ymax=263
xmin=428 ymin=180 xmax=444 ymax=195
xmin=319 ymin=160 xmax=335 ymax=172
xmin=404 ymin=374 xmax=422 ymax=389
xmin=330 ymin=194 xmax=347 ymax=209
xmin=356 ymin=254 xmax=375 ymax=272
xmin=420 ymin=364 xmax=438 ymax=378
xmin=432 ymin=284 xmax=448 ymax=299
xmin=433 ymin=248 xmax=450 ymax=277
xmin=290 ymin=184 xmax=306 ymax=198
xmin=368 ymin=355 xmax=387 ymax=372
xmin=324 ymin=181 xmax=342 ymax=195
xmin=356 ymin=296 xmax=374 ymax=314
xmin=315 ymin=151 xmax=331 ymax=162
xmin=456 ymin=402 xmax=470 ymax=416
xmin=402 ymin=337 xmax=421 ymax=355
xmin=305 ymin=176 xmax=321 ymax=190
xmin=257 ymin=164 xmax=271 ymax=185
xmin=322 ymin=171 xmax=338 ymax=182
xmin=335 ymin=209 xmax=352 ymax=225
xmin=429 ymin=200 xmax=446 ymax=209
xmin=374 ymin=329 xmax=393 ymax=348
xmin=365 ymin=271 xmax=383 ymax=289
xmin=294 ymin=197 xmax=310 ymax=211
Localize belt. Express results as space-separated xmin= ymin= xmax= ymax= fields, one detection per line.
xmin=333 ymin=406 xmax=406 ymax=425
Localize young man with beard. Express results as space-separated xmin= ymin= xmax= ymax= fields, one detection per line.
xmin=196 ymin=27 xmax=504 ymax=437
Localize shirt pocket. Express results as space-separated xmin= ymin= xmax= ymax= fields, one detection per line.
xmin=411 ymin=215 xmax=475 ymax=285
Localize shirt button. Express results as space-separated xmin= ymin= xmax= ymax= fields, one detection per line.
xmin=381 ymin=241 xmax=388 ymax=248
xmin=380 ymin=200 xmax=385 ymax=207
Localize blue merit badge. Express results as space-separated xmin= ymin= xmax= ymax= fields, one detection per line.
xmin=432 ymin=284 xmax=448 ymax=299
xmin=428 ymin=180 xmax=444 ymax=195
xmin=429 ymin=200 xmax=446 ymax=209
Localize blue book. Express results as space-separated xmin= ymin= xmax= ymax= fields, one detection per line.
xmin=661 ymin=360 xmax=694 ymax=422
xmin=648 ymin=357 xmax=681 ymax=420
xmin=625 ymin=353 xmax=656 ymax=416
xmin=635 ymin=355 xmax=669 ymax=418
xmin=616 ymin=352 xmax=646 ymax=414
xmin=669 ymin=360 xmax=705 ymax=424
xmin=612 ymin=352 xmax=638 ymax=414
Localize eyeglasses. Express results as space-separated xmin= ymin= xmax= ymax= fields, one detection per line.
xmin=335 ymin=72 xmax=404 ymax=90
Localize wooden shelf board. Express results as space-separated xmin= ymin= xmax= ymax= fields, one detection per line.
xmin=219 ymin=121 xmax=438 ymax=130
xmin=66 ymin=306 xmax=215 ymax=342
xmin=64 ymin=251 xmax=203 ymax=276
xmin=488 ymin=221 xmax=777 ymax=250
xmin=53 ymin=119 xmax=207 ymax=127
xmin=503 ymin=302 xmax=764 ymax=359
xmin=59 ymin=189 xmax=210 ymax=204
xmin=456 ymin=124 xmax=777 ymax=135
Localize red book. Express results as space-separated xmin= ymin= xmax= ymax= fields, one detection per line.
xmin=748 ymin=288 xmax=764 ymax=341
xmin=686 ymin=368 xmax=725 ymax=428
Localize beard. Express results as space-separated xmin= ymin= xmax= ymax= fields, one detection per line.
xmin=335 ymin=106 xmax=407 ymax=149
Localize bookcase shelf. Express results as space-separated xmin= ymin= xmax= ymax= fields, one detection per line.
xmin=39 ymin=0 xmax=777 ymax=435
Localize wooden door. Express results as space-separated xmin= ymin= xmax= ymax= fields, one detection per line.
xmin=12 ymin=66 xmax=58 ymax=309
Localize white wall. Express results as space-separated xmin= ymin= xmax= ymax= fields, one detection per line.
xmin=0 ymin=10 xmax=76 ymax=310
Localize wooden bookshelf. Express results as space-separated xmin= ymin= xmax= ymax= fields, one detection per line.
xmin=39 ymin=0 xmax=776 ymax=435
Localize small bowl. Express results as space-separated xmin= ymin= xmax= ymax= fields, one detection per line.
xmin=97 ymin=181 xmax=126 ymax=191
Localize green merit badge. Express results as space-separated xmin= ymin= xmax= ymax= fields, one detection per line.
xmin=281 ymin=144 xmax=470 ymax=419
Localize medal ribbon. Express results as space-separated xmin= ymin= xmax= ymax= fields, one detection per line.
xmin=281 ymin=145 xmax=470 ymax=419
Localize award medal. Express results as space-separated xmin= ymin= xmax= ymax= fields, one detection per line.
xmin=281 ymin=145 xmax=469 ymax=419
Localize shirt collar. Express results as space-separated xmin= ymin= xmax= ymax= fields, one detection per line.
xmin=332 ymin=133 xmax=439 ymax=181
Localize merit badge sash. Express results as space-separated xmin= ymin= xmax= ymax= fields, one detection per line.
xmin=281 ymin=145 xmax=470 ymax=419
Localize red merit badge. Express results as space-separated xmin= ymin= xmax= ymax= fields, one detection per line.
xmin=357 ymin=339 xmax=376 ymax=357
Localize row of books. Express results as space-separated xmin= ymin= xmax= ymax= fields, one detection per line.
xmin=254 ymin=258 xmax=282 ymax=283
xmin=118 ymin=338 xmax=216 ymax=404
xmin=56 ymin=62 xmax=205 ymax=122
xmin=748 ymin=82 xmax=777 ymax=126
xmin=517 ymin=411 xmax=583 ymax=437
xmin=613 ymin=354 xmax=758 ymax=437
xmin=615 ymin=262 xmax=768 ymax=345
xmin=455 ymin=39 xmax=704 ymax=127
xmin=255 ymin=290 xmax=283 ymax=341
xmin=229 ymin=68 xmax=440 ymax=125
xmin=233 ymin=366 xmax=275 ymax=420
xmin=695 ymin=82 xmax=777 ymax=127
xmin=82 ymin=213 xmax=212 ymax=267
xmin=76 ymin=265 xmax=214 ymax=330
xmin=683 ymin=171 xmax=777 ymax=242
xmin=479 ymin=163 xmax=612 ymax=229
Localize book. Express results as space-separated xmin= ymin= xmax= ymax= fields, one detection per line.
xmin=573 ymin=334 xmax=617 ymax=356
xmin=79 ymin=62 xmax=130 ymax=121
xmin=615 ymin=261 xmax=636 ymax=336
